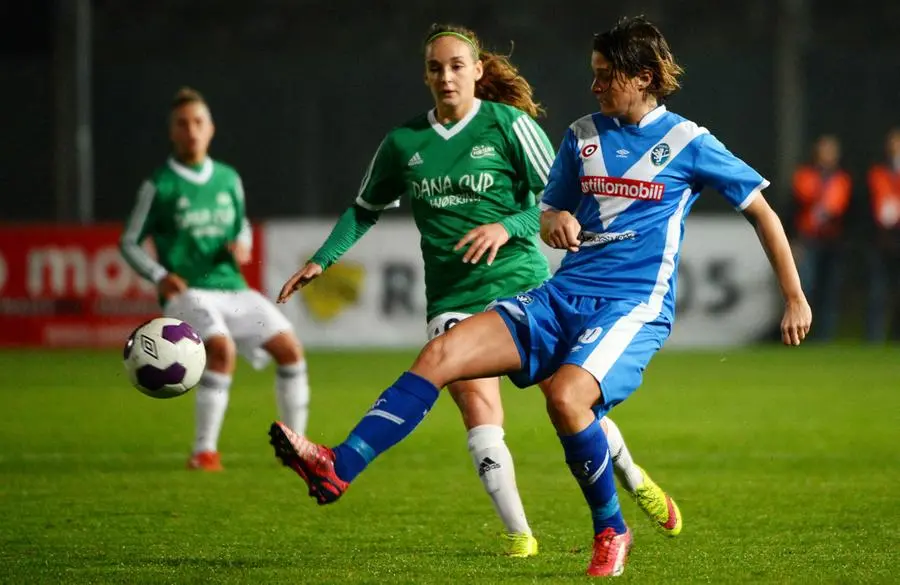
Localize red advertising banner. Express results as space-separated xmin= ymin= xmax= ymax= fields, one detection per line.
xmin=0 ymin=224 xmax=264 ymax=347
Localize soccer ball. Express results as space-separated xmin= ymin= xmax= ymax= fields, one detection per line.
xmin=123 ymin=317 xmax=206 ymax=399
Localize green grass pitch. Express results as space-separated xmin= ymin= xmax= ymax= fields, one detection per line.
xmin=0 ymin=346 xmax=897 ymax=584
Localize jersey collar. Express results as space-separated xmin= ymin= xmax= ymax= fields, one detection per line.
xmin=168 ymin=157 xmax=214 ymax=185
xmin=428 ymin=99 xmax=482 ymax=140
xmin=612 ymin=105 xmax=668 ymax=129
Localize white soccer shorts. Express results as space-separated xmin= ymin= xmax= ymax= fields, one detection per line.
xmin=426 ymin=311 xmax=473 ymax=341
xmin=164 ymin=288 xmax=292 ymax=369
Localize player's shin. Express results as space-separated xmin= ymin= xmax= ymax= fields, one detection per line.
xmin=276 ymin=361 xmax=310 ymax=436
xmin=193 ymin=370 xmax=231 ymax=454
xmin=331 ymin=371 xmax=440 ymax=483
xmin=559 ymin=419 xmax=628 ymax=536
xmin=601 ymin=416 xmax=644 ymax=493
xmin=467 ymin=424 xmax=532 ymax=536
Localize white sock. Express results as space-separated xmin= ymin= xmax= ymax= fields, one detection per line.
xmin=193 ymin=370 xmax=231 ymax=454
xmin=467 ymin=424 xmax=531 ymax=535
xmin=276 ymin=361 xmax=310 ymax=436
xmin=601 ymin=416 xmax=644 ymax=493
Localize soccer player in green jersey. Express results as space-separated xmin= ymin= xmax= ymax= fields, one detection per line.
xmin=275 ymin=25 xmax=680 ymax=556
xmin=119 ymin=88 xmax=311 ymax=472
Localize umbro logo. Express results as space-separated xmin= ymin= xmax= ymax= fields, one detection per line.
xmin=478 ymin=457 xmax=501 ymax=476
xmin=616 ymin=149 xmax=630 ymax=158
xmin=408 ymin=152 xmax=424 ymax=167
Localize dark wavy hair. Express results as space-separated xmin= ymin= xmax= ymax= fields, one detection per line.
xmin=592 ymin=16 xmax=684 ymax=101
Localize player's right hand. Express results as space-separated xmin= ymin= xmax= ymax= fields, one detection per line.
xmin=541 ymin=210 xmax=582 ymax=252
xmin=278 ymin=262 xmax=323 ymax=303
xmin=158 ymin=273 xmax=188 ymax=302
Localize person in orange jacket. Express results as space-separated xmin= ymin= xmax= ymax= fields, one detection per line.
xmin=866 ymin=128 xmax=900 ymax=342
xmin=791 ymin=135 xmax=852 ymax=341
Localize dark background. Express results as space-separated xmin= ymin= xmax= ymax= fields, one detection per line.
xmin=3 ymin=0 xmax=898 ymax=230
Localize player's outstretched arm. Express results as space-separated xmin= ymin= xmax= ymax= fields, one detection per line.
xmin=276 ymin=205 xmax=380 ymax=303
xmin=277 ymin=262 xmax=324 ymax=303
xmin=742 ymin=195 xmax=812 ymax=346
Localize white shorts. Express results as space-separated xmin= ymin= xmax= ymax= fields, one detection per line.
xmin=426 ymin=311 xmax=473 ymax=341
xmin=164 ymin=288 xmax=293 ymax=369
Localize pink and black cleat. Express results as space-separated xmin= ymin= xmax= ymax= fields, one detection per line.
xmin=268 ymin=421 xmax=348 ymax=505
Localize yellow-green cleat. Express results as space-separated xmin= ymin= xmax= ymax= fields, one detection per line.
xmin=632 ymin=465 xmax=683 ymax=537
xmin=503 ymin=532 xmax=539 ymax=557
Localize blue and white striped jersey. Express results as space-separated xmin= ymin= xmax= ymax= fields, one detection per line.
xmin=541 ymin=106 xmax=768 ymax=323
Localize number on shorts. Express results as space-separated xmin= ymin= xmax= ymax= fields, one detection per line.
xmin=578 ymin=327 xmax=603 ymax=344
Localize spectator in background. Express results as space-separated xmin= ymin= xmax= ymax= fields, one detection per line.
xmin=791 ymin=135 xmax=852 ymax=341
xmin=866 ymin=128 xmax=900 ymax=342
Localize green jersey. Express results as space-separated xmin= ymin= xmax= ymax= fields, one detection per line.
xmin=313 ymin=99 xmax=554 ymax=319
xmin=119 ymin=157 xmax=250 ymax=294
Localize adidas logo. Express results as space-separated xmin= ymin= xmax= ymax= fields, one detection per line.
xmin=478 ymin=457 xmax=501 ymax=477
xmin=408 ymin=152 xmax=424 ymax=167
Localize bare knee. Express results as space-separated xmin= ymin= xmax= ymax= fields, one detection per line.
xmin=449 ymin=380 xmax=503 ymax=429
xmin=412 ymin=335 xmax=458 ymax=386
xmin=542 ymin=366 xmax=601 ymax=434
xmin=543 ymin=383 xmax=582 ymax=420
xmin=263 ymin=331 xmax=304 ymax=366
xmin=204 ymin=335 xmax=236 ymax=374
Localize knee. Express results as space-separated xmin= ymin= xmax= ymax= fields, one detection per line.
xmin=265 ymin=332 xmax=304 ymax=366
xmin=204 ymin=336 xmax=236 ymax=373
xmin=542 ymin=369 xmax=600 ymax=421
xmin=544 ymin=383 xmax=583 ymax=420
xmin=415 ymin=335 xmax=450 ymax=372
xmin=412 ymin=334 xmax=464 ymax=388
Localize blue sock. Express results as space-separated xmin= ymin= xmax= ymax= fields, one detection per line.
xmin=332 ymin=372 xmax=440 ymax=483
xmin=559 ymin=419 xmax=627 ymax=535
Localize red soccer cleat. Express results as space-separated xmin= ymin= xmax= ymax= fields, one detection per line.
xmin=187 ymin=450 xmax=223 ymax=471
xmin=268 ymin=421 xmax=348 ymax=505
xmin=586 ymin=527 xmax=632 ymax=577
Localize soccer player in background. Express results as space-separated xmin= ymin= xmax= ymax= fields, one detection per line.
xmin=270 ymin=17 xmax=812 ymax=577
xmin=119 ymin=88 xmax=310 ymax=471
xmin=275 ymin=24 xmax=680 ymax=557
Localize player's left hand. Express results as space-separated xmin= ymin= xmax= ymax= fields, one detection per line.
xmin=228 ymin=242 xmax=252 ymax=266
xmin=781 ymin=296 xmax=812 ymax=346
xmin=454 ymin=223 xmax=510 ymax=265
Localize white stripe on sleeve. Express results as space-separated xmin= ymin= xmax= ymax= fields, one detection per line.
xmin=512 ymin=117 xmax=549 ymax=185
xmin=119 ymin=180 xmax=168 ymax=283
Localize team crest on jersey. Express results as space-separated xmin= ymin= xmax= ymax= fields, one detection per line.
xmin=650 ymin=143 xmax=671 ymax=166
xmin=176 ymin=196 xmax=190 ymax=209
xmin=580 ymin=144 xmax=599 ymax=158
xmin=216 ymin=192 xmax=232 ymax=206
xmin=471 ymin=145 xmax=496 ymax=159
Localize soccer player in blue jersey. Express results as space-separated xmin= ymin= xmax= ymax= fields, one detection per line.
xmin=268 ymin=16 xmax=812 ymax=577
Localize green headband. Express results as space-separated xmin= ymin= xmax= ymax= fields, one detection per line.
xmin=426 ymin=31 xmax=478 ymax=52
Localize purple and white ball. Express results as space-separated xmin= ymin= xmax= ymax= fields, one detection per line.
xmin=123 ymin=317 xmax=206 ymax=399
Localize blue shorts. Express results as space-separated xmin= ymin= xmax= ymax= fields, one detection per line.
xmin=490 ymin=281 xmax=671 ymax=417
